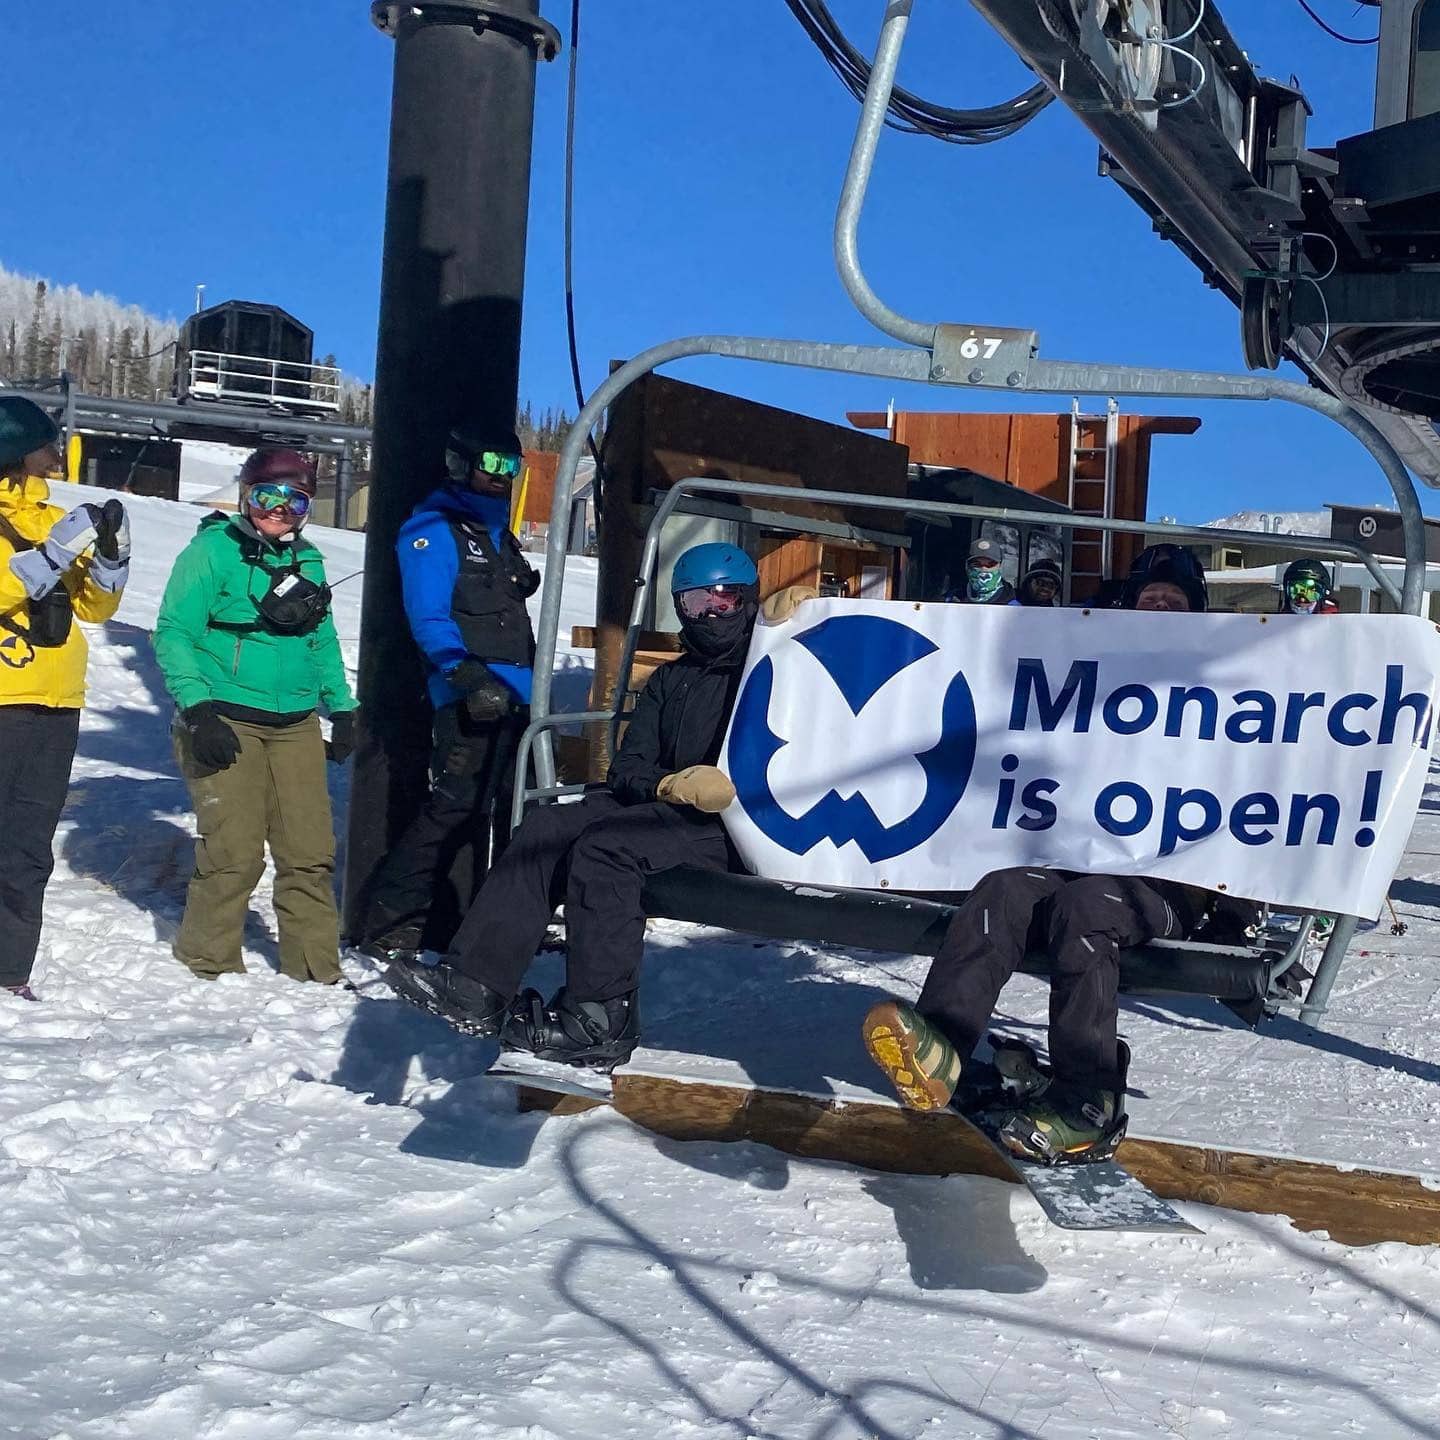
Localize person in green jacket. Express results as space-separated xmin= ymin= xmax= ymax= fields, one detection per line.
xmin=154 ymin=448 xmax=358 ymax=983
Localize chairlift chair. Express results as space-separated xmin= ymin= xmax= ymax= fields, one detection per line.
xmin=511 ymin=0 xmax=1430 ymax=1033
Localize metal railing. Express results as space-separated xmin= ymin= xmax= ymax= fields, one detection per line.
xmin=514 ymin=479 xmax=1411 ymax=821
xmin=184 ymin=350 xmax=341 ymax=412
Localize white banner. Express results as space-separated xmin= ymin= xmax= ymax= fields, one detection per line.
xmin=720 ymin=600 xmax=1440 ymax=920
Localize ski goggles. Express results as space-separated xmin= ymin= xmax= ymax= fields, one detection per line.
xmin=1287 ymin=577 xmax=1324 ymax=604
xmin=247 ymin=482 xmax=312 ymax=518
xmin=676 ymin=583 xmax=748 ymax=620
xmin=477 ymin=450 xmax=522 ymax=478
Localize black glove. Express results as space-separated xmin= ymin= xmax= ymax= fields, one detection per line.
xmin=93 ymin=499 xmax=130 ymax=563
xmin=448 ymin=657 xmax=514 ymax=723
xmin=327 ymin=710 xmax=357 ymax=765
xmin=181 ymin=703 xmax=242 ymax=772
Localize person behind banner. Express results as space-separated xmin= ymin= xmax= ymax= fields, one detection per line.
xmin=861 ymin=543 xmax=1259 ymax=1163
xmin=1278 ymin=558 xmax=1339 ymax=616
xmin=944 ymin=537 xmax=1015 ymax=606
xmin=1009 ymin=557 xmax=1061 ymax=608
xmin=381 ymin=543 xmax=759 ymax=1071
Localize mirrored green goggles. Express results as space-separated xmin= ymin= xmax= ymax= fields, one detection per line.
xmin=1287 ymin=577 xmax=1323 ymax=603
xmin=479 ymin=450 xmax=522 ymax=478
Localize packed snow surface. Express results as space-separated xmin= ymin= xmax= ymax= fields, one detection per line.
xmin=6 ymin=483 xmax=1440 ymax=1437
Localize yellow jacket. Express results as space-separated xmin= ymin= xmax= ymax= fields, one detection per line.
xmin=0 ymin=475 xmax=120 ymax=708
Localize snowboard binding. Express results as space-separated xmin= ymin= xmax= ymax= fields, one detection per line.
xmin=996 ymin=1040 xmax=1132 ymax=1167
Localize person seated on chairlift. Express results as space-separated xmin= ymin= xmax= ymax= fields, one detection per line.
xmin=1009 ymin=557 xmax=1061 ymax=607
xmin=382 ymin=542 xmax=761 ymax=1072
xmin=944 ymin=537 xmax=1014 ymax=605
xmin=862 ymin=543 xmax=1262 ymax=1164
xmin=1279 ymin=558 xmax=1339 ymax=616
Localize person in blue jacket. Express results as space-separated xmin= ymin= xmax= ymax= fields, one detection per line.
xmin=360 ymin=423 xmax=539 ymax=959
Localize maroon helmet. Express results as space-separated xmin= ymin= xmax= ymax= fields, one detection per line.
xmin=239 ymin=447 xmax=317 ymax=496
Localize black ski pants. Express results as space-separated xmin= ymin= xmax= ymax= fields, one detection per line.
xmin=0 ymin=705 xmax=80 ymax=986
xmin=916 ymin=867 xmax=1180 ymax=1094
xmin=448 ymin=791 xmax=733 ymax=1002
xmin=365 ymin=702 xmax=526 ymax=948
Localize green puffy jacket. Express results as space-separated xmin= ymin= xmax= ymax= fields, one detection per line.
xmin=154 ymin=514 xmax=356 ymax=717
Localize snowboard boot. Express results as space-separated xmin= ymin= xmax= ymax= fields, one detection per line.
xmin=382 ymin=956 xmax=508 ymax=1037
xmin=358 ymin=910 xmax=426 ymax=966
xmin=999 ymin=1041 xmax=1130 ymax=1165
xmin=500 ymin=986 xmax=640 ymax=1072
xmin=4 ymin=983 xmax=37 ymax=1002
xmin=861 ymin=999 xmax=963 ymax=1111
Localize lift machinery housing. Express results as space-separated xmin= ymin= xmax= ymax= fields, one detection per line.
xmin=967 ymin=0 xmax=1440 ymax=481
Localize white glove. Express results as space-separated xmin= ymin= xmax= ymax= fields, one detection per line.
xmin=8 ymin=505 xmax=102 ymax=599
xmin=42 ymin=505 xmax=102 ymax=570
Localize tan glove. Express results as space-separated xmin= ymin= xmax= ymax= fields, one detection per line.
xmin=656 ymin=764 xmax=736 ymax=813
xmin=760 ymin=584 xmax=819 ymax=625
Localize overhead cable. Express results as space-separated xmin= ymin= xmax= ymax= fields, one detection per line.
xmin=1294 ymin=0 xmax=1379 ymax=45
xmin=561 ymin=0 xmax=603 ymax=496
xmin=782 ymin=0 xmax=1053 ymax=143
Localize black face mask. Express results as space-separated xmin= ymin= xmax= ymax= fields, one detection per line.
xmin=681 ymin=604 xmax=753 ymax=659
xmin=256 ymin=565 xmax=332 ymax=635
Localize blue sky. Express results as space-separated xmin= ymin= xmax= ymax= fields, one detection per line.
xmin=5 ymin=1 xmax=1406 ymax=522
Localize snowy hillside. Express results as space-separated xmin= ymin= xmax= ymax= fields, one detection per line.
xmin=1202 ymin=509 xmax=1329 ymax=536
xmin=6 ymin=484 xmax=1440 ymax=1438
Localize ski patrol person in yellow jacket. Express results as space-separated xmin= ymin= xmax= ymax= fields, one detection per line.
xmin=0 ymin=396 xmax=129 ymax=1000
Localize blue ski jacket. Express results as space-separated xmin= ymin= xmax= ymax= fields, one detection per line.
xmin=396 ymin=486 xmax=534 ymax=710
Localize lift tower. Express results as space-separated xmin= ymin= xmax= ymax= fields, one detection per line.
xmin=344 ymin=1 xmax=559 ymax=941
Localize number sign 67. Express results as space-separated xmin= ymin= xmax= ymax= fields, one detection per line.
xmin=959 ymin=336 xmax=1005 ymax=360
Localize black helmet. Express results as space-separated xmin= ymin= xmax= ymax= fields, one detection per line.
xmin=446 ymin=422 xmax=522 ymax=484
xmin=1121 ymin=543 xmax=1208 ymax=613
xmin=1279 ymin=557 xmax=1333 ymax=614
xmin=0 ymin=395 xmax=60 ymax=471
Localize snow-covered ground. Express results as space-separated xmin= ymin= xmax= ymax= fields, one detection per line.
xmin=6 ymin=483 xmax=1440 ymax=1439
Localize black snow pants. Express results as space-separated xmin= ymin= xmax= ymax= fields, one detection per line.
xmin=365 ymin=702 xmax=526 ymax=949
xmin=0 ymin=705 xmax=80 ymax=986
xmin=447 ymin=791 xmax=734 ymax=1002
xmin=916 ymin=867 xmax=1182 ymax=1094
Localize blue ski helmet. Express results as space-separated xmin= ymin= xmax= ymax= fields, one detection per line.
xmin=671 ymin=542 xmax=758 ymax=593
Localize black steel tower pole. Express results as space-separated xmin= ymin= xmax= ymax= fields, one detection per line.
xmin=344 ymin=0 xmax=559 ymax=941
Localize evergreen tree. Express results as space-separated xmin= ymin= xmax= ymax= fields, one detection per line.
xmin=40 ymin=313 xmax=62 ymax=380
xmin=20 ymin=281 xmax=46 ymax=380
xmin=114 ymin=326 xmax=135 ymax=398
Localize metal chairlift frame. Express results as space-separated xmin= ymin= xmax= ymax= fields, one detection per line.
xmin=515 ymin=0 xmax=1430 ymax=1031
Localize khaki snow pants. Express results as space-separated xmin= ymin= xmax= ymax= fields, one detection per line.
xmin=172 ymin=712 xmax=341 ymax=984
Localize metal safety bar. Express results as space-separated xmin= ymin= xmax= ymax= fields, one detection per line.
xmin=185 ymin=350 xmax=342 ymax=411
xmin=512 ymin=476 xmax=1405 ymax=817
xmin=604 ymin=480 xmax=1406 ymax=767
xmin=520 ymin=0 xmax=1426 ymax=1030
xmin=511 ymin=709 xmax=609 ymax=831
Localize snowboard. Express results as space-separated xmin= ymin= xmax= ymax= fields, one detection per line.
xmin=953 ymin=1062 xmax=1201 ymax=1234
xmin=485 ymin=1050 xmax=617 ymax=1103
